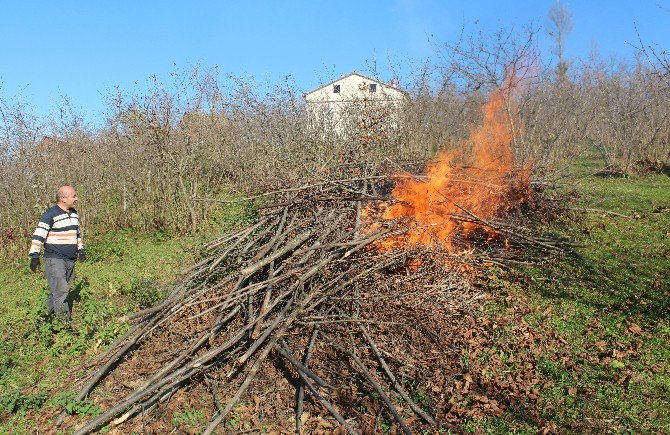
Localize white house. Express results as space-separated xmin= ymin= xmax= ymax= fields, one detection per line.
xmin=303 ymin=72 xmax=408 ymax=136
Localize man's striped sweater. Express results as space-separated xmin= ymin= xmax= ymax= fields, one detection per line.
xmin=29 ymin=205 xmax=84 ymax=260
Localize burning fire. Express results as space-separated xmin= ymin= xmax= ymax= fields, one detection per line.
xmin=366 ymin=83 xmax=531 ymax=252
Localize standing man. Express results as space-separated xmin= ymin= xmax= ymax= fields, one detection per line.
xmin=29 ymin=185 xmax=86 ymax=318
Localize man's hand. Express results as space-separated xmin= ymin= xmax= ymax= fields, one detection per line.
xmin=30 ymin=257 xmax=40 ymax=272
xmin=78 ymin=249 xmax=86 ymax=262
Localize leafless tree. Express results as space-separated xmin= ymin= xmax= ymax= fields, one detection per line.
xmin=546 ymin=0 xmax=574 ymax=81
xmin=3 ymin=25 xmax=670 ymax=253
xmin=636 ymin=5 xmax=670 ymax=92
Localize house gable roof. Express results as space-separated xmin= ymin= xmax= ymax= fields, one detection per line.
xmin=303 ymin=71 xmax=409 ymax=98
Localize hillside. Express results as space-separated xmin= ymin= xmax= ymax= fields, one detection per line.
xmin=1 ymin=164 xmax=668 ymax=433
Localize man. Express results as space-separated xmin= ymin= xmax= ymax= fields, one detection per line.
xmin=29 ymin=185 xmax=86 ymax=318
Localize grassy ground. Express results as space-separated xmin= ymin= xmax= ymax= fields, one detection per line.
xmin=471 ymin=163 xmax=670 ymax=433
xmin=0 ymin=201 xmax=253 ymax=434
xmin=0 ymin=230 xmax=198 ymax=433
xmin=1 ymin=166 xmax=668 ymax=433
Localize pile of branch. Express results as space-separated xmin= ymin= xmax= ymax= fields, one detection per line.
xmin=62 ymin=175 xmax=572 ymax=434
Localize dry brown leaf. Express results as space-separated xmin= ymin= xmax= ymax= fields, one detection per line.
xmin=628 ymin=323 xmax=642 ymax=334
xmin=300 ymin=412 xmax=310 ymax=426
xmin=317 ymin=417 xmax=334 ymax=429
xmin=404 ymin=415 xmax=418 ymax=425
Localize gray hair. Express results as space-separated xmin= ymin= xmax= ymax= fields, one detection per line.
xmin=55 ymin=189 xmax=63 ymax=202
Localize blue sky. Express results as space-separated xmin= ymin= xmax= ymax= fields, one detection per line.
xmin=1 ymin=1 xmax=668 ymax=123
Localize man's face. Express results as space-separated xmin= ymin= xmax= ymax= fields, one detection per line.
xmin=60 ymin=188 xmax=78 ymax=209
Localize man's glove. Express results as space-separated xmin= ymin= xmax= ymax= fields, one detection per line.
xmin=30 ymin=257 xmax=40 ymax=272
xmin=78 ymin=249 xmax=86 ymax=262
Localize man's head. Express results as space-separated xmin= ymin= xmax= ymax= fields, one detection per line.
xmin=55 ymin=185 xmax=78 ymax=210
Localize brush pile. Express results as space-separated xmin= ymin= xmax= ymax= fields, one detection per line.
xmin=62 ymin=175 xmax=572 ymax=434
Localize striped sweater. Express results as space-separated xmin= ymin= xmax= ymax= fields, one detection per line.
xmin=29 ymin=205 xmax=84 ymax=260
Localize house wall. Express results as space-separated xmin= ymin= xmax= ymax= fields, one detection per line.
xmin=304 ymin=74 xmax=405 ymax=104
xmin=304 ymin=74 xmax=407 ymax=136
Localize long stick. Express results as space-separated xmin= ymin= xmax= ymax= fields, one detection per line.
xmin=568 ymin=207 xmax=631 ymax=219
xmin=296 ymin=328 xmax=319 ymax=434
xmin=74 ymin=330 xmax=245 ymax=434
xmin=56 ymin=314 xmax=162 ymax=426
xmin=252 ymin=206 xmax=289 ymax=262
xmin=296 ymin=369 xmax=358 ymax=435
xmin=239 ymin=228 xmax=314 ymax=277
xmin=360 ymin=326 xmax=437 ymax=426
xmin=276 ymin=340 xmax=331 ymax=389
xmin=110 ymin=305 xmax=244 ymax=427
xmin=194 ymin=175 xmax=391 ymax=204
xmin=334 ymin=343 xmax=412 ymax=435
xmin=202 ymin=339 xmax=277 ymax=435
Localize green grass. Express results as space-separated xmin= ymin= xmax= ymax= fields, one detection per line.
xmin=0 ymin=197 xmax=255 ymax=433
xmin=171 ymin=400 xmax=206 ymax=430
xmin=538 ymin=173 xmax=670 ymax=318
xmin=1 ymin=166 xmax=669 ymax=433
xmin=473 ymin=161 xmax=670 ymax=433
xmin=0 ymin=229 xmax=196 ymax=432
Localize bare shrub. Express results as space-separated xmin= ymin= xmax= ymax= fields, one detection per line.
xmin=518 ymin=76 xmax=589 ymax=170
xmin=3 ymin=28 xmax=670 ymax=251
xmin=581 ymin=58 xmax=670 ymax=174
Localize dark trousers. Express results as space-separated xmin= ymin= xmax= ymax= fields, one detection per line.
xmin=44 ymin=257 xmax=75 ymax=317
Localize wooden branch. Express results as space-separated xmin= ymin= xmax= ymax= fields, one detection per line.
xmin=239 ymin=228 xmax=314 ymax=277
xmin=296 ymin=328 xmax=319 ymax=434
xmin=360 ymin=326 xmax=437 ymax=426
xmin=193 ymin=175 xmax=390 ymax=204
xmin=295 ymin=368 xmax=358 ymax=435
xmin=252 ymin=206 xmax=289 ymax=262
xmin=202 ymin=338 xmax=277 ymax=435
xmin=333 ymin=343 xmax=411 ymax=435
xmin=276 ymin=339 xmax=332 ymax=389
xmin=57 ymin=315 xmax=162 ymax=426
xmin=568 ymin=207 xmax=632 ymax=219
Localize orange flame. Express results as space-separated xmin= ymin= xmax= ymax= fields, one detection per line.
xmin=366 ymin=81 xmax=531 ymax=252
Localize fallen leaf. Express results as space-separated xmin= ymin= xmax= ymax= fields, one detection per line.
xmin=628 ymin=323 xmax=642 ymax=334
xmin=317 ymin=417 xmax=334 ymax=429
xmin=300 ymin=412 xmax=310 ymax=426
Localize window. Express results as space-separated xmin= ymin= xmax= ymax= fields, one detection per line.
xmin=333 ymin=84 xmax=341 ymax=93
xmin=369 ymin=83 xmax=377 ymax=93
